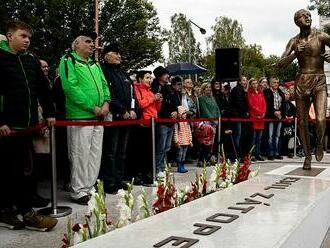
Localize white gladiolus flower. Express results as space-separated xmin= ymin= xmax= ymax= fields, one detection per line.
xmin=117 ymin=189 xmax=126 ymax=198
xmin=128 ymin=194 xmax=134 ymax=209
xmin=117 ymin=203 xmax=132 ymax=227
xmin=135 ymin=194 xmax=144 ymax=220
xmin=73 ymin=230 xmax=83 ymax=245
xmin=87 ymin=193 xmax=97 ymax=215
xmin=136 ymin=194 xmax=143 ymax=208
xmin=210 ymin=169 xmax=217 ymax=182
xmin=249 ymin=165 xmax=260 ymax=178
xmin=208 ymin=182 xmax=217 ymax=192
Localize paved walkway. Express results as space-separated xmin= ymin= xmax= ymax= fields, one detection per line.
xmin=1 ymin=154 xmax=330 ymax=248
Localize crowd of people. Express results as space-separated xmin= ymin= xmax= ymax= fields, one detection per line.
xmin=1 ymin=20 xmax=330 ymax=232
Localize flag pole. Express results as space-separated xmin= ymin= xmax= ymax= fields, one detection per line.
xmin=95 ymin=0 xmax=99 ymax=61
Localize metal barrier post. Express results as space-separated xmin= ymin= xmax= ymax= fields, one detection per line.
xmin=293 ymin=117 xmax=298 ymax=158
xmin=151 ymin=118 xmax=156 ymax=183
xmin=217 ymin=117 xmax=221 ymax=164
xmin=38 ymin=126 xmax=72 ymax=218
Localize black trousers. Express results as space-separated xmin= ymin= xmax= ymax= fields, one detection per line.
xmin=0 ymin=135 xmax=34 ymax=214
xmin=99 ymin=126 xmax=130 ymax=187
xmin=126 ymin=125 xmax=153 ymax=183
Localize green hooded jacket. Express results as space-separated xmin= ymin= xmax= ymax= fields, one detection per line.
xmin=58 ymin=51 xmax=111 ymax=119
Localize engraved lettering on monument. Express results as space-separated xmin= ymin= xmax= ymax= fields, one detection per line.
xmin=236 ymin=198 xmax=262 ymax=205
xmin=206 ymin=213 xmax=239 ymax=223
xmin=228 ymin=206 xmax=255 ymax=214
xmin=193 ymin=223 xmax=222 ymax=236
xmin=153 ymin=236 xmax=199 ymax=248
xmin=250 ymin=192 xmax=275 ymax=199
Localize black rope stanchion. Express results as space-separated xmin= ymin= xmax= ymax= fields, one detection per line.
xmin=217 ymin=117 xmax=221 ymax=164
xmin=151 ymin=117 xmax=156 ymax=184
xmin=38 ymin=126 xmax=72 ymax=218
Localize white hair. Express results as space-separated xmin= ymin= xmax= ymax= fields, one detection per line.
xmin=71 ymin=36 xmax=85 ymax=51
xmin=0 ymin=34 xmax=7 ymax=42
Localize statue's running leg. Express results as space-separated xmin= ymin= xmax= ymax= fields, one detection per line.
xmin=313 ymin=89 xmax=327 ymax=162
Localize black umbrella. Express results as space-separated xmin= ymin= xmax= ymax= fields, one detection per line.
xmin=166 ymin=62 xmax=207 ymax=76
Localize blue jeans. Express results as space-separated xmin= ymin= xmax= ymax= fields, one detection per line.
xmin=155 ymin=124 xmax=174 ymax=173
xmin=268 ymin=122 xmax=282 ymax=157
xmin=252 ymin=130 xmax=263 ymax=157
xmin=176 ymin=146 xmax=188 ymax=163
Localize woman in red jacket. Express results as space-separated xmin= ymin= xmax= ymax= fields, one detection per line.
xmin=247 ymin=78 xmax=266 ymax=161
xmin=134 ymin=71 xmax=162 ymax=119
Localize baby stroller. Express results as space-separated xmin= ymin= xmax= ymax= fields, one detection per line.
xmin=282 ymin=122 xmax=304 ymax=158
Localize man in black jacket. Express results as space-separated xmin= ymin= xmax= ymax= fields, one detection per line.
xmin=0 ymin=20 xmax=57 ymax=231
xmin=151 ymin=66 xmax=178 ymax=178
xmin=264 ymin=77 xmax=285 ymax=160
xmin=99 ymin=43 xmax=137 ymax=194
xmin=229 ymin=76 xmax=249 ymax=158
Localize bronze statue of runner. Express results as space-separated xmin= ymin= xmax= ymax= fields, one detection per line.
xmin=278 ymin=9 xmax=329 ymax=169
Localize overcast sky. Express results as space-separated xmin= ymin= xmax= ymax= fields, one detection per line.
xmin=150 ymin=0 xmax=319 ymax=57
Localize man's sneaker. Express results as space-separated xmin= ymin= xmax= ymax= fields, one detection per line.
xmin=267 ymin=156 xmax=275 ymax=161
xmin=255 ymin=156 xmax=265 ymax=161
xmin=32 ymin=194 xmax=50 ymax=208
xmin=274 ymin=155 xmax=283 ymax=160
xmin=23 ymin=210 xmax=57 ymax=232
xmin=71 ymin=195 xmax=90 ymax=205
xmin=104 ymin=185 xmax=118 ymax=195
xmin=0 ymin=208 xmax=25 ymax=230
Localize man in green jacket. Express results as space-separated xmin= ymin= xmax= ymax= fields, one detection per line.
xmin=59 ymin=31 xmax=110 ymax=205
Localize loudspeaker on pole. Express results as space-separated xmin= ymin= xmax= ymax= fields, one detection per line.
xmin=215 ymin=48 xmax=241 ymax=82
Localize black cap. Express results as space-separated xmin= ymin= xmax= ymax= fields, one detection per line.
xmin=77 ymin=30 xmax=97 ymax=40
xmin=103 ymin=43 xmax=121 ymax=56
xmin=153 ymin=66 xmax=169 ymax=78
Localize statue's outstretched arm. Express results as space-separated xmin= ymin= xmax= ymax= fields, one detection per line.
xmin=320 ymin=32 xmax=330 ymax=62
xmin=278 ymin=38 xmax=296 ymax=68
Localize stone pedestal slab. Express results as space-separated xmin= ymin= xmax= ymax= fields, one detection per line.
xmin=74 ymin=174 xmax=330 ymax=248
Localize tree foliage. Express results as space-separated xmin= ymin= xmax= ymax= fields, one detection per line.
xmin=0 ymin=0 xmax=94 ymax=73
xmin=207 ymin=16 xmax=245 ymax=50
xmin=164 ymin=13 xmax=201 ymax=64
xmin=0 ymin=0 xmax=163 ymax=72
xmin=241 ymin=44 xmax=265 ymax=78
xmin=100 ymin=0 xmax=163 ymax=70
xmin=308 ymin=0 xmax=330 ymax=16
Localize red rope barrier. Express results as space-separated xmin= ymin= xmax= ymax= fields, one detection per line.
xmin=55 ymin=119 xmax=150 ymax=127
xmin=5 ymin=117 xmax=330 ymax=135
xmin=10 ymin=123 xmax=47 ymax=136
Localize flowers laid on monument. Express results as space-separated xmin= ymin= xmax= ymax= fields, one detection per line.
xmin=60 ymin=158 xmax=260 ymax=246
xmin=209 ymin=162 xmax=222 ymax=191
xmin=136 ymin=188 xmax=152 ymax=220
xmin=61 ymin=180 xmax=113 ymax=247
xmin=117 ymin=179 xmax=135 ymax=227
xmin=152 ymin=166 xmax=177 ymax=214
xmin=219 ymin=154 xmax=260 ymax=188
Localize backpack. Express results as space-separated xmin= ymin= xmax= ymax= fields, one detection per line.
xmin=52 ymin=52 xmax=76 ymax=119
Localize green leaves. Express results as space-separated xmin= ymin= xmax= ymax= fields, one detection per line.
xmin=208 ymin=16 xmax=245 ymax=50
xmin=100 ymin=0 xmax=163 ymax=70
xmin=1 ymin=0 xmax=163 ymax=72
xmin=165 ymin=13 xmax=202 ymax=64
xmin=308 ymin=0 xmax=330 ymax=16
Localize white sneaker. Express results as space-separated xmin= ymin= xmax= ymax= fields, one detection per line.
xmin=156 ymin=171 xmax=165 ymax=179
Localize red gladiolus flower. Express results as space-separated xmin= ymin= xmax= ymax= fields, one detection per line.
xmin=72 ymin=223 xmax=81 ymax=232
